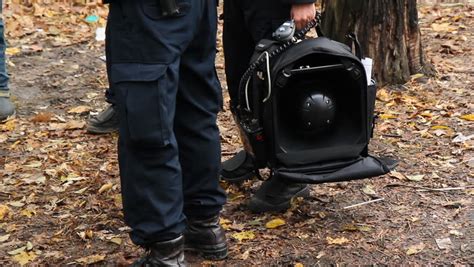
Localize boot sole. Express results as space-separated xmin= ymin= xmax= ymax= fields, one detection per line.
xmin=184 ymin=243 xmax=228 ymax=260
xmin=248 ymin=185 xmax=311 ymax=213
xmin=220 ymin=171 xmax=256 ymax=184
xmin=86 ymin=124 xmax=119 ymax=134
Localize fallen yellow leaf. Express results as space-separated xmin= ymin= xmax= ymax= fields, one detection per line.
xmin=232 ymin=231 xmax=255 ymax=242
xmin=228 ymin=193 xmax=245 ymax=202
xmin=6 ymin=47 xmax=21 ymax=56
xmin=68 ymin=106 xmax=92 ymax=114
xmin=341 ymin=224 xmax=372 ymax=232
xmin=430 ymin=125 xmax=452 ymax=131
xmin=109 ymin=237 xmax=122 ymax=245
xmin=265 ymin=218 xmax=286 ymax=229
xmin=342 ymin=224 xmax=358 ymax=231
xmin=326 ymin=236 xmax=349 ymax=245
xmin=12 ymin=251 xmax=37 ymax=265
xmin=64 ymin=120 xmax=86 ymax=130
xmin=410 ymin=73 xmax=424 ymax=80
xmin=406 ymin=243 xmax=425 ymax=255
xmin=376 ymin=88 xmax=391 ymax=102
xmin=220 ymin=218 xmax=231 ymax=225
xmin=0 ymin=205 xmax=11 ymax=221
xmin=2 ymin=119 xmax=16 ymax=131
xmin=460 ymin=114 xmax=474 ymax=121
xmin=379 ymin=114 xmax=397 ymax=120
xmin=220 ymin=218 xmax=232 ymax=230
xmin=0 ymin=133 xmax=6 ymax=142
xmin=76 ymin=254 xmax=106 ymax=264
xmin=86 ymin=230 xmax=94 ymax=239
xmin=21 ymin=208 xmax=37 ymax=218
xmin=112 ymin=194 xmax=122 ymax=207
xmin=294 ymin=263 xmax=304 ymax=267
xmin=431 ymin=22 xmax=456 ymax=32
xmin=98 ymin=183 xmax=114 ymax=194
xmin=420 ymin=112 xmax=433 ymax=118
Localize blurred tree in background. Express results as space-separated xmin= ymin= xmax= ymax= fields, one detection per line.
xmin=321 ymin=0 xmax=434 ymax=85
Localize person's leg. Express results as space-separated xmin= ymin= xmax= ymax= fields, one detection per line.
xmin=221 ymin=0 xmax=290 ymax=183
xmin=223 ymin=0 xmax=310 ymax=212
xmin=108 ymin=0 xmax=213 ymax=264
xmin=0 ymin=0 xmax=15 ymax=121
xmin=86 ymin=16 xmax=119 ymax=134
xmin=220 ymin=0 xmax=262 ymax=183
xmin=116 ymin=72 xmax=185 ymax=245
xmin=174 ymin=0 xmax=227 ymax=260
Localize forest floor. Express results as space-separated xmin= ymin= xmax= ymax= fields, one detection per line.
xmin=0 ymin=2 xmax=473 ymax=266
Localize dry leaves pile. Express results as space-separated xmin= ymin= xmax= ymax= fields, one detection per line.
xmin=0 ymin=2 xmax=472 ymax=266
xmin=4 ymin=1 xmax=108 ymax=57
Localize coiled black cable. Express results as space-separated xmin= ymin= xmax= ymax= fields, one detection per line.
xmin=238 ymin=13 xmax=321 ymax=114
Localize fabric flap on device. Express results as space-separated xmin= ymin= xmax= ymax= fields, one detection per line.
xmin=276 ymin=156 xmax=397 ymax=184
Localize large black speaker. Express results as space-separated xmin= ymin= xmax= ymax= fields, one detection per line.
xmin=237 ymin=36 xmax=396 ymax=184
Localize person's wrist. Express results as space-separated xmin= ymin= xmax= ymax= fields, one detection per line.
xmin=291 ymin=3 xmax=316 ymax=30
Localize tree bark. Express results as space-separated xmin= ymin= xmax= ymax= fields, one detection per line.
xmin=321 ymin=0 xmax=433 ymax=85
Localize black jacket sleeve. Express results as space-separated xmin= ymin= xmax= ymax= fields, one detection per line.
xmin=281 ymin=0 xmax=316 ymax=4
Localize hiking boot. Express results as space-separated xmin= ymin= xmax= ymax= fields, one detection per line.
xmin=221 ymin=150 xmax=257 ymax=183
xmin=0 ymin=94 xmax=15 ymax=121
xmin=131 ymin=236 xmax=186 ymax=267
xmin=86 ymin=104 xmax=119 ymax=134
xmin=184 ymin=215 xmax=228 ymax=260
xmin=248 ymin=176 xmax=310 ymax=213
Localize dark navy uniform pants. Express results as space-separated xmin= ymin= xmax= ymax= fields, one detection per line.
xmin=223 ymin=0 xmax=291 ymax=110
xmin=107 ymin=0 xmax=226 ymax=246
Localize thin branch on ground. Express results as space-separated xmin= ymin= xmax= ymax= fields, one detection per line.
xmin=385 ymin=183 xmax=474 ymax=192
xmin=342 ymin=198 xmax=384 ymax=210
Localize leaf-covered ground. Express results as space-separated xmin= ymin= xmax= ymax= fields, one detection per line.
xmin=0 ymin=2 xmax=473 ymax=266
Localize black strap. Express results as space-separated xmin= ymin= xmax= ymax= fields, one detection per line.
xmin=346 ymin=33 xmax=363 ymax=59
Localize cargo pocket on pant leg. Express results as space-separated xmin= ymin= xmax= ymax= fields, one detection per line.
xmin=122 ymin=80 xmax=171 ymax=148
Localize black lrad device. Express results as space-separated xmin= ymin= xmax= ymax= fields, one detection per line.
xmin=236 ymin=18 xmax=396 ymax=184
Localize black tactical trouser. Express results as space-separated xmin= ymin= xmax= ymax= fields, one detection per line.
xmin=107 ymin=0 xmax=226 ymax=246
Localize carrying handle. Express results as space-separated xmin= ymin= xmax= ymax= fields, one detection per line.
xmin=346 ymin=33 xmax=363 ymax=60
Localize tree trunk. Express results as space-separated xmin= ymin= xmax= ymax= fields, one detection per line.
xmin=321 ymin=0 xmax=432 ymax=85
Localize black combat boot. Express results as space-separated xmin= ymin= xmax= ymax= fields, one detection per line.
xmin=220 ymin=150 xmax=257 ymax=183
xmin=184 ymin=215 xmax=228 ymax=260
xmin=248 ymin=176 xmax=310 ymax=213
xmin=132 ymin=236 xmax=186 ymax=267
xmin=86 ymin=104 xmax=119 ymax=134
